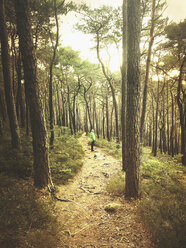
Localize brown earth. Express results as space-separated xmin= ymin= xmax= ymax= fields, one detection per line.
xmin=56 ymin=134 xmax=155 ymax=248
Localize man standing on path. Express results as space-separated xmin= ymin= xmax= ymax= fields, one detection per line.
xmin=90 ymin=129 xmax=95 ymax=151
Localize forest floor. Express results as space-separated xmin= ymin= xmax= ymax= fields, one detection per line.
xmin=56 ymin=133 xmax=156 ymax=248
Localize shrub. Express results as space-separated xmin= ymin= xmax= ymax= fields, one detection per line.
xmin=0 ymin=133 xmax=33 ymax=179
xmin=95 ymin=137 xmax=122 ymax=159
xmin=106 ymin=171 xmax=125 ymax=196
xmin=137 ymin=149 xmax=186 ymax=248
xmin=49 ymin=129 xmax=84 ymax=184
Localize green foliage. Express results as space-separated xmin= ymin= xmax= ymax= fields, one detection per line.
xmin=138 ymin=147 xmax=186 ymax=248
xmin=95 ymin=137 xmax=122 ymax=159
xmin=50 ymin=127 xmax=84 ymax=184
xmin=0 ymin=174 xmax=59 ymax=248
xmin=0 ymin=132 xmax=33 ymax=179
xmin=106 ymin=171 xmax=125 ymax=196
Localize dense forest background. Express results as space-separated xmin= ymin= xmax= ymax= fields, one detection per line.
xmin=0 ymin=0 xmax=185 ymax=247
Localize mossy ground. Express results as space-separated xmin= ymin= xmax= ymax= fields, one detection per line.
xmin=0 ymin=127 xmax=84 ymax=248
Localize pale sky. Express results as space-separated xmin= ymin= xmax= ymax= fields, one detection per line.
xmin=60 ymin=0 xmax=186 ymax=71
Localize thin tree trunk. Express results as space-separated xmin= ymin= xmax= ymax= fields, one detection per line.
xmin=140 ymin=0 xmax=156 ymax=142
xmin=106 ymin=94 xmax=110 ymax=141
xmin=96 ymin=34 xmax=119 ymax=143
xmin=16 ymin=53 xmax=26 ymax=128
xmin=49 ymin=0 xmax=62 ymax=147
xmin=177 ymin=55 xmax=186 ymax=165
xmin=154 ymin=79 xmax=159 ymax=157
xmin=121 ymin=0 xmax=127 ymax=170
xmin=167 ymin=78 xmax=170 ymax=154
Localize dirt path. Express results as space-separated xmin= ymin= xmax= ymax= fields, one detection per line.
xmin=56 ymin=134 xmax=155 ymax=248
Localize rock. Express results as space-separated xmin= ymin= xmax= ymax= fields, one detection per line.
xmin=104 ymin=202 xmax=122 ymax=212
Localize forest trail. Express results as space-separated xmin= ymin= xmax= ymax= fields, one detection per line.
xmin=56 ymin=134 xmax=155 ymax=248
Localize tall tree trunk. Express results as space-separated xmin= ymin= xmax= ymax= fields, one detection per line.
xmin=167 ymin=78 xmax=170 ymax=154
xmin=94 ymin=101 xmax=99 ymax=138
xmin=106 ymin=94 xmax=110 ymax=141
xmin=121 ymin=0 xmax=127 ymax=171
xmin=14 ymin=0 xmax=52 ymax=188
xmin=0 ymin=88 xmax=7 ymax=122
xmin=154 ymin=78 xmax=159 ymax=157
xmin=96 ymin=34 xmax=119 ymax=143
xmin=0 ymin=0 xmax=21 ymax=149
xmin=162 ymin=90 xmax=167 ymax=153
xmin=170 ymin=90 xmax=174 ymax=157
xmin=125 ymin=0 xmax=141 ymax=199
xmin=102 ymin=100 xmax=105 ymax=139
xmin=177 ymin=55 xmax=186 ymax=165
xmin=67 ymin=85 xmax=73 ymax=134
xmin=83 ymin=85 xmax=92 ymax=130
xmin=16 ymin=53 xmax=26 ymax=128
xmin=49 ymin=0 xmax=62 ymax=147
xmin=140 ymin=0 xmax=156 ymax=142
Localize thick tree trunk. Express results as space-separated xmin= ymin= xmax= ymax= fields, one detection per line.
xmin=14 ymin=0 xmax=52 ymax=188
xmin=125 ymin=0 xmax=141 ymax=199
xmin=0 ymin=0 xmax=21 ymax=149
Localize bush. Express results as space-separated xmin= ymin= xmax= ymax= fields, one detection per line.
xmin=50 ymin=129 xmax=84 ymax=184
xmin=106 ymin=171 xmax=125 ymax=196
xmin=95 ymin=137 xmax=122 ymax=159
xmin=137 ymin=148 xmax=186 ymax=248
xmin=0 ymin=132 xmax=33 ymax=179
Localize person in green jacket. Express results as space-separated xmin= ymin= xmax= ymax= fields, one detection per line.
xmin=90 ymin=129 xmax=95 ymax=151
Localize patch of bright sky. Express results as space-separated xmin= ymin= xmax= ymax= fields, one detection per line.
xmin=60 ymin=0 xmax=186 ymax=72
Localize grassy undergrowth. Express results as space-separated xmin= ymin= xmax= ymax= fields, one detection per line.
xmin=50 ymin=127 xmax=84 ymax=184
xmin=138 ymin=147 xmax=186 ymax=248
xmin=104 ymin=143 xmax=186 ymax=248
xmin=95 ymin=137 xmax=122 ymax=159
xmin=0 ymin=174 xmax=58 ymax=248
xmin=0 ymin=127 xmax=84 ymax=247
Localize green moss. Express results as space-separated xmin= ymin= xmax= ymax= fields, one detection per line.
xmin=104 ymin=202 xmax=122 ymax=212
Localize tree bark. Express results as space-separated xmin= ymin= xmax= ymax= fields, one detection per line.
xmin=14 ymin=0 xmax=52 ymax=188
xmin=0 ymin=0 xmax=21 ymax=149
xmin=125 ymin=0 xmax=141 ymax=199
